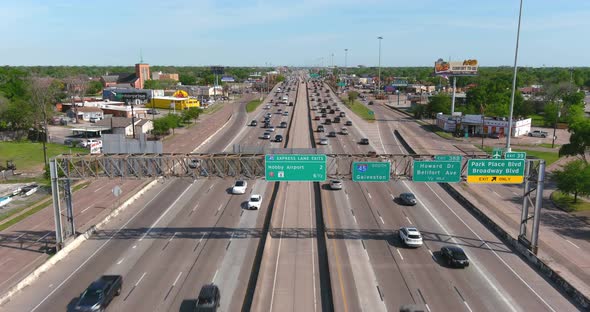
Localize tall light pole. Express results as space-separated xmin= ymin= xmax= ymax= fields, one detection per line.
xmin=344 ymin=49 xmax=348 ymax=71
xmin=506 ymin=0 xmax=523 ymax=152
xmin=377 ymin=36 xmax=383 ymax=95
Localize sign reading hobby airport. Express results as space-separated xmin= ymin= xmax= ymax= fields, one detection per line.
xmin=467 ymin=159 xmax=525 ymax=184
xmin=265 ymin=154 xmax=326 ymax=182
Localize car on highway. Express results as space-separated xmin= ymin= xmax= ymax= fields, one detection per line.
xmin=264 ymin=104 xmax=271 ymax=109
xmin=335 ymin=106 xmax=341 ymax=111
xmin=188 ymin=159 xmax=199 ymax=169
xmin=274 ymin=134 xmax=283 ymax=142
xmin=398 ymin=192 xmax=417 ymax=205
xmin=279 ymin=121 xmax=288 ymax=128
xmin=321 ymin=113 xmax=327 ymax=118
xmin=339 ymin=112 xmax=346 ymax=117
xmin=399 ymin=227 xmax=423 ymax=247
xmin=317 ymin=125 xmax=325 ymax=132
xmin=329 ymin=109 xmax=335 ymax=114
xmin=320 ymin=108 xmax=326 ymax=113
xmin=328 ymin=131 xmax=337 ymax=137
xmin=440 ymin=246 xmax=470 ymax=268
xmin=262 ymin=132 xmax=271 ymax=140
xmin=195 ymin=284 xmax=221 ymax=311
xmin=250 ymin=120 xmax=258 ymax=126
xmin=324 ymin=119 xmax=332 ymax=125
xmin=345 ymin=120 xmax=353 ymax=126
xmin=359 ymin=138 xmax=369 ymax=145
xmin=232 ymin=180 xmax=247 ymax=194
xmin=318 ymin=137 xmax=328 ymax=145
xmin=267 ymin=126 xmax=275 ymax=132
xmin=314 ymin=116 xmax=320 ymax=120
xmin=247 ymin=194 xmax=262 ymax=210
xmin=282 ymin=111 xmax=288 ymax=116
xmin=265 ymin=113 xmax=272 ymax=118
xmin=289 ymin=101 xmax=293 ymax=106
xmin=340 ymin=127 xmax=349 ymax=135
xmin=329 ymin=179 xmax=343 ymax=190
xmin=311 ymin=98 xmax=315 ymax=101
xmin=368 ymin=101 xmax=374 ymax=105
xmin=333 ymin=117 xmax=341 ymax=123
xmin=74 ymin=275 xmax=122 ymax=312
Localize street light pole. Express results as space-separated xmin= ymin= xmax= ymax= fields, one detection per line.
xmin=377 ymin=36 xmax=383 ymax=95
xmin=506 ymin=0 xmax=524 ymax=153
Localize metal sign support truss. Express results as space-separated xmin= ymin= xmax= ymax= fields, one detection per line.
xmin=518 ymin=159 xmax=546 ymax=254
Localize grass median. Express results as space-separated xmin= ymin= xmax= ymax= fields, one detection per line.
xmin=341 ymin=98 xmax=375 ymax=122
xmin=552 ymin=191 xmax=590 ymax=212
xmin=246 ymin=99 xmax=263 ymax=113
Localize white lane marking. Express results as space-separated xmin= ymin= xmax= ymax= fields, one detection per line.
xmin=35 ymin=232 xmax=52 ymax=242
xmin=427 ymin=249 xmax=434 ymax=257
xmin=492 ymin=190 xmax=500 ymax=197
xmin=169 ymin=232 xmax=178 ymax=242
xmin=464 ymin=301 xmax=474 ymax=312
xmin=139 ymin=185 xmax=193 ymax=241
xmin=396 ymin=249 xmax=404 ymax=261
xmin=93 ymin=184 xmax=107 ymax=193
xmin=116 ymin=258 xmax=124 ymax=265
xmin=423 ymin=183 xmax=555 ymax=312
xmin=212 ymin=270 xmax=218 ymax=282
xmin=367 ymin=192 xmax=372 ymax=199
xmin=132 ymin=245 xmax=137 ymax=249
xmin=425 ymin=303 xmax=432 ymax=312
xmin=0 ymin=258 xmax=12 ymax=267
xmin=48 ymin=284 xmax=53 ymax=288
xmin=375 ymin=114 xmax=386 ymax=153
xmin=30 ymin=182 xmax=172 ymax=312
xmin=192 ymin=203 xmax=199 ymax=212
xmin=353 ymin=215 xmax=357 ymax=224
xmin=270 ymin=183 xmax=289 ymax=311
xmin=390 ymin=194 xmax=395 ymax=201
xmin=80 ymin=205 xmax=93 ymax=214
xmin=512 ymin=191 xmax=519 ymax=196
xmin=172 ymin=272 xmax=183 ymax=286
xmin=379 ymin=216 xmax=385 ymax=224
xmin=192 ymin=110 xmax=235 ymax=152
xmin=135 ymin=272 xmax=147 ymax=286
xmin=405 ymin=216 xmax=412 ymax=224
xmin=402 ymin=181 xmax=517 ymax=312
xmin=217 ymin=203 xmax=223 ymax=211
xmin=199 ymin=233 xmax=205 ymax=242
xmin=565 ymin=239 xmax=581 ymax=249
xmin=309 ymin=183 xmax=318 ymax=312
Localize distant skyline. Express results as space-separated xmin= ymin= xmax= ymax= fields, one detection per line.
xmin=1 ymin=0 xmax=589 ymax=67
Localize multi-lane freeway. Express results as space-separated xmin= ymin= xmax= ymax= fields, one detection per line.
xmin=0 ymin=74 xmax=580 ymax=311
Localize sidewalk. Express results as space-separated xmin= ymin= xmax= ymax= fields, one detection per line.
xmin=0 ymin=96 xmax=244 ymax=296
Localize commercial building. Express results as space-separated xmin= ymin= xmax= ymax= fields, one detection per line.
xmin=436 ymin=113 xmax=531 ymax=137
xmin=152 ymin=72 xmax=179 ymax=81
xmin=72 ymin=107 xmax=104 ymax=121
xmin=149 ymin=90 xmax=200 ymax=110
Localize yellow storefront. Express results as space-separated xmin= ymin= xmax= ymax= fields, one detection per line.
xmin=150 ymin=90 xmax=200 ymax=110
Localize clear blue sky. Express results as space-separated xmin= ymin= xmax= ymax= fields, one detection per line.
xmin=1 ymin=0 xmax=588 ymax=67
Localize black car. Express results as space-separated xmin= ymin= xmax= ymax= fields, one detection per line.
xmin=74 ymin=275 xmax=122 ymax=312
xmin=324 ymin=119 xmax=332 ymax=125
xmin=359 ymin=138 xmax=369 ymax=145
xmin=333 ymin=117 xmax=341 ymax=123
xmin=345 ymin=120 xmax=353 ymax=126
xmin=440 ymin=246 xmax=470 ymax=268
xmin=328 ymin=131 xmax=337 ymax=137
xmin=280 ymin=121 xmax=288 ymax=128
xmin=195 ymin=284 xmax=221 ymax=311
xmin=274 ymin=134 xmax=283 ymax=142
xmin=368 ymin=101 xmax=374 ymax=105
xmin=321 ymin=113 xmax=327 ymax=118
xmin=398 ymin=193 xmax=417 ymax=205
xmin=250 ymin=120 xmax=258 ymax=126
xmin=147 ymin=109 xmax=159 ymax=114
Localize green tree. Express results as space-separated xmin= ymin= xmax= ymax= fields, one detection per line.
xmin=143 ymin=79 xmax=161 ymax=90
xmin=181 ymin=107 xmax=202 ymax=123
xmin=559 ymin=119 xmax=590 ymax=163
xmin=543 ymin=102 xmax=559 ymax=127
xmin=87 ymin=80 xmax=103 ymax=95
xmin=347 ymin=91 xmax=359 ymax=104
xmin=553 ymin=160 xmax=590 ymax=203
xmin=412 ymin=104 xmax=426 ymax=119
xmin=426 ymin=94 xmax=451 ymax=117
xmin=152 ymin=118 xmax=171 ymax=136
xmin=179 ymin=74 xmax=197 ymax=86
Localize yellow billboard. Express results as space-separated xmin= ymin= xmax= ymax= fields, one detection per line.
xmin=434 ymin=58 xmax=478 ymax=76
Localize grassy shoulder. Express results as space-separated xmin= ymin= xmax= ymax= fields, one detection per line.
xmin=552 ymin=191 xmax=590 ymax=212
xmin=341 ymin=98 xmax=375 ymax=122
xmin=420 ymin=124 xmax=455 ymax=140
xmin=482 ymin=146 xmax=559 ymax=166
xmin=245 ymin=99 xmax=263 ymax=113
xmin=0 ymin=141 xmax=87 ymax=172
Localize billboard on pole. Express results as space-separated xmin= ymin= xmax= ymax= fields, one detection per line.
xmin=434 ymin=58 xmax=478 ymax=76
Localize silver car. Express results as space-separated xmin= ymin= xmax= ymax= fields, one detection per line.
xmin=318 ymin=137 xmax=328 ymax=145
xmin=329 ymin=180 xmax=343 ymax=190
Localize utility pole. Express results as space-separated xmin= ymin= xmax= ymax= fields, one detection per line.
xmin=506 ymin=0 xmax=524 ymax=153
xmin=344 ymin=49 xmax=348 ymax=73
xmin=377 ymin=36 xmax=383 ymax=96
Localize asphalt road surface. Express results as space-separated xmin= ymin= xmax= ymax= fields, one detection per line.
xmin=0 ymin=75 xmax=580 ymax=312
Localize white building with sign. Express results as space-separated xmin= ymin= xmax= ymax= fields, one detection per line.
xmin=436 ymin=113 xmax=531 ymax=137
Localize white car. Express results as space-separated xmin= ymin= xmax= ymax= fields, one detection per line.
xmin=267 ymin=126 xmax=275 ymax=132
xmin=232 ymin=180 xmax=247 ymax=194
xmin=329 ymin=179 xmax=343 ymax=190
xmin=399 ymin=227 xmax=423 ymax=247
xmin=247 ymin=194 xmax=262 ymax=210
xmin=318 ymin=137 xmax=328 ymax=145
xmin=262 ymin=132 xmax=271 ymax=139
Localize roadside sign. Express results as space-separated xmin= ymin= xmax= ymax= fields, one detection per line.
xmin=352 ymin=162 xmax=390 ymax=182
xmin=265 ymin=154 xmax=326 ymax=181
xmin=492 ymin=148 xmax=503 ymax=159
xmin=505 ymin=152 xmax=526 ymax=160
xmin=337 ymin=82 xmax=346 ymax=87
xmin=413 ymin=160 xmax=462 ymax=183
xmin=434 ymin=155 xmax=463 ymax=162
xmin=467 ymin=159 xmax=525 ymax=184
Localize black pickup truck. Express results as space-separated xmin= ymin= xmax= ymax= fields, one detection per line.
xmin=74 ymin=275 xmax=122 ymax=312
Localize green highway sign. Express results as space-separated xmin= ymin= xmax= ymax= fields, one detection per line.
xmin=492 ymin=148 xmax=503 ymax=159
xmin=337 ymin=82 xmax=346 ymax=87
xmin=505 ymin=152 xmax=526 ymax=160
xmin=265 ymin=154 xmax=326 ymax=181
xmin=352 ymin=162 xmax=390 ymax=182
xmin=467 ymin=159 xmax=525 ymax=184
xmin=434 ymin=155 xmax=463 ymax=162
xmin=413 ymin=160 xmax=462 ymax=183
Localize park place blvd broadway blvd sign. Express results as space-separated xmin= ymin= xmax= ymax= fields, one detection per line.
xmin=467 ymin=159 xmax=525 ymax=184
xmin=265 ymin=154 xmax=326 ymax=182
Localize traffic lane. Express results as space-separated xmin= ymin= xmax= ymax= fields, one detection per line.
xmin=201 ymin=98 xmax=251 ymax=153
xmin=251 ymin=182 xmax=320 ymax=312
xmin=393 ymin=181 xmax=577 ymax=311
xmin=0 ymin=178 xmax=146 ymax=296
xmin=0 ymin=179 xmax=186 ymax=311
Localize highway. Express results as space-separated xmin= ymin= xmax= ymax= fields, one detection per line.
xmin=0 ymin=75 xmax=581 ymax=312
